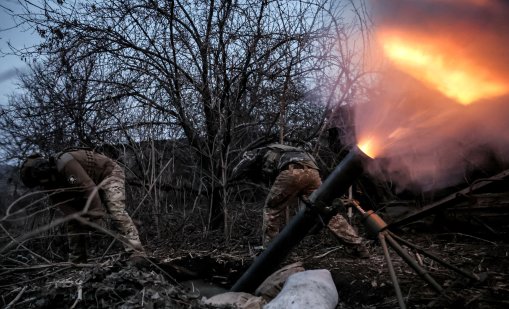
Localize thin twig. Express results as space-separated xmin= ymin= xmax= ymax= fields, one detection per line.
xmin=1 ymin=261 xmax=101 ymax=272
xmin=0 ymin=253 xmax=30 ymax=266
xmin=0 ymin=223 xmax=51 ymax=264
xmin=438 ymin=233 xmax=498 ymax=246
xmin=312 ymin=246 xmax=341 ymax=259
xmin=69 ymin=281 xmax=83 ymax=309
xmin=6 ymin=297 xmax=37 ymax=307
xmin=0 ymin=215 xmax=77 ymax=255
xmin=5 ymin=286 xmax=27 ymax=309
xmin=0 ymin=266 xmax=72 ymax=288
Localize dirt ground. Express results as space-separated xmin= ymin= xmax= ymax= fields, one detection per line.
xmin=1 ymin=213 xmax=508 ymax=308
xmin=298 ymin=231 xmax=509 ymax=308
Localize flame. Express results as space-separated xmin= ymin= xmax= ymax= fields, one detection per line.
xmin=357 ymin=138 xmax=378 ymax=159
xmin=380 ymin=32 xmax=509 ymax=105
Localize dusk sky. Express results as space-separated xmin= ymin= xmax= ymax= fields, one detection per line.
xmin=0 ymin=0 xmax=36 ymax=105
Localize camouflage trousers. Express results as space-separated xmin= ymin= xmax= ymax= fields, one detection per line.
xmin=262 ymin=166 xmax=363 ymax=246
xmin=68 ymin=165 xmax=143 ymax=262
xmin=99 ymin=164 xmax=144 ymax=253
xmin=327 ymin=212 xmax=362 ymax=245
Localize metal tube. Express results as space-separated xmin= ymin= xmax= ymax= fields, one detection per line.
xmin=230 ymin=205 xmax=319 ymax=293
xmin=388 ymin=231 xmax=479 ymax=281
xmin=309 ymin=146 xmax=370 ymax=207
xmin=231 ymin=146 xmax=371 ymax=293
xmin=385 ymin=234 xmax=444 ymax=294
xmin=379 ymin=232 xmax=407 ymax=309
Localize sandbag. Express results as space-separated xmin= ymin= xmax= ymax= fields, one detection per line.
xmin=264 ymin=269 xmax=339 ymax=309
xmin=255 ymin=261 xmax=305 ymax=301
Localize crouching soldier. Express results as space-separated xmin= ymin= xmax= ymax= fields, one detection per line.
xmin=20 ymin=148 xmax=146 ymax=264
xmin=233 ymin=143 xmax=369 ymax=258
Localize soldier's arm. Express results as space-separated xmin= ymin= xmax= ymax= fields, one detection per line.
xmin=56 ymin=153 xmax=102 ymax=215
xmin=231 ymin=150 xmax=260 ymax=181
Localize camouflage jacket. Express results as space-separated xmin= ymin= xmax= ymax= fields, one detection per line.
xmin=45 ymin=149 xmax=120 ymax=217
xmin=234 ymin=143 xmax=319 ymax=182
xmin=261 ymin=144 xmax=319 ymax=177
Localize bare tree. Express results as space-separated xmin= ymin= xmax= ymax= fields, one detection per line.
xmin=2 ymin=0 xmax=370 ymax=238
xmin=0 ymin=52 xmax=129 ymax=159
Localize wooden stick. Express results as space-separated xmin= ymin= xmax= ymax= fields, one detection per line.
xmin=5 ymin=286 xmax=27 ymax=309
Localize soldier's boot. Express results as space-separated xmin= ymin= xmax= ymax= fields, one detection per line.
xmin=117 ymin=222 xmax=145 ymax=253
xmin=119 ymin=238 xmax=148 ymax=268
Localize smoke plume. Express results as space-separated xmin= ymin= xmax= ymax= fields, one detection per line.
xmin=356 ymin=0 xmax=509 ymax=192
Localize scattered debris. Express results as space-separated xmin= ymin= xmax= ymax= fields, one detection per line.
xmin=1 ymin=229 xmax=508 ymax=308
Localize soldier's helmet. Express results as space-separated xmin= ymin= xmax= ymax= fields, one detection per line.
xmin=20 ymin=154 xmax=51 ymax=188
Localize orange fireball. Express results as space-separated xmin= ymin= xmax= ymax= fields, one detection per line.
xmin=379 ymin=31 xmax=509 ymax=105
xmin=357 ymin=137 xmax=378 ymax=159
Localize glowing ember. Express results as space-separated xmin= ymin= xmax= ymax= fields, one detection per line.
xmin=380 ymin=33 xmax=509 ymax=105
xmin=357 ymin=138 xmax=378 ymax=159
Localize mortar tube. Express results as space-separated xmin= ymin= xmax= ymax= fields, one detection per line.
xmin=230 ymin=145 xmax=371 ymax=293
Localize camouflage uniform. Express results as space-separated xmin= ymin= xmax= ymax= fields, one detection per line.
xmin=237 ymin=144 xmax=365 ymax=247
xmin=46 ymin=149 xmax=143 ymax=262
xmin=262 ymin=165 xmax=321 ymax=243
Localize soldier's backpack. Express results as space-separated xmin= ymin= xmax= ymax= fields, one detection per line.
xmin=261 ymin=144 xmax=317 ymax=177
